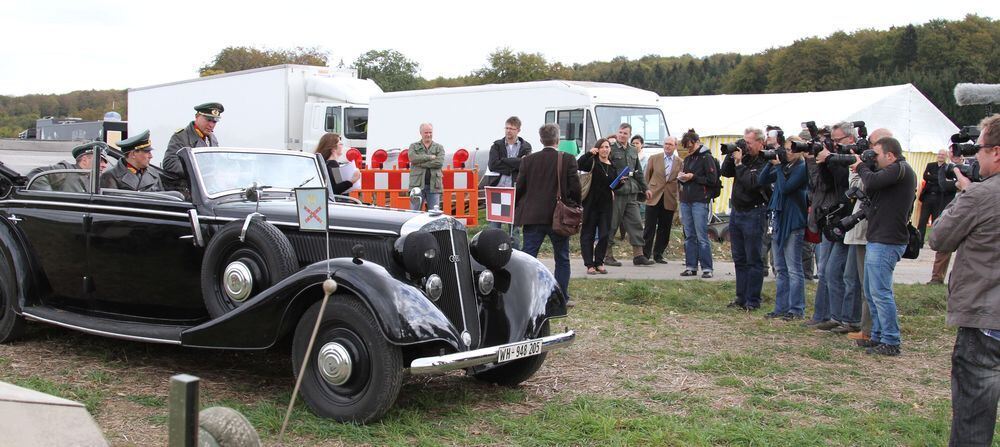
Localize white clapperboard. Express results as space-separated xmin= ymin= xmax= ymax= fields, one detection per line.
xmin=295 ymin=187 xmax=328 ymax=231
xmin=484 ymin=186 xmax=515 ymax=224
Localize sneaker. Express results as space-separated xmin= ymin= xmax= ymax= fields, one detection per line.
xmin=701 ymin=271 xmax=713 ymax=279
xmin=680 ymin=269 xmax=698 ymax=277
xmin=800 ymin=318 xmax=827 ymax=328
xmin=781 ymin=313 xmax=804 ymax=321
xmin=764 ymin=311 xmax=783 ymax=319
xmin=856 ymin=339 xmax=880 ymax=348
xmin=604 ymin=255 xmax=622 ymax=267
xmin=815 ymin=320 xmax=841 ymax=331
xmin=654 ymin=257 xmax=668 ymax=264
xmin=866 ymin=344 xmax=901 ymax=356
xmin=831 ymin=324 xmax=861 ymax=334
xmin=633 ymin=255 xmax=655 ymax=266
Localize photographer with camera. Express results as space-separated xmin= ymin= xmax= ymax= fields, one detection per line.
xmin=849 ymin=136 xmax=916 ymax=356
xmin=926 ymin=151 xmax=962 ymax=285
xmin=929 ymin=114 xmax=1000 ymax=446
xmin=806 ymin=122 xmax=855 ymax=331
xmin=759 ymin=136 xmax=809 ymax=320
xmin=721 ymin=127 xmax=771 ymax=310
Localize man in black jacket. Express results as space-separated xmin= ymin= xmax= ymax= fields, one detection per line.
xmin=916 ymin=149 xmax=949 ymax=239
xmin=850 ymin=136 xmax=916 ymax=356
xmin=720 ymin=127 xmax=770 ymax=310
xmin=927 ymin=150 xmax=961 ymax=284
xmin=486 ymin=116 xmax=532 ymax=248
xmin=515 ymin=123 xmax=581 ymax=302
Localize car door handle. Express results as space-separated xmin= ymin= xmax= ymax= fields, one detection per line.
xmin=6 ymin=214 xmax=21 ymax=224
xmin=179 ymin=235 xmax=194 ymax=240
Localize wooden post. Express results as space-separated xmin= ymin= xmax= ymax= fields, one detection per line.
xmin=168 ymin=374 xmax=200 ymax=447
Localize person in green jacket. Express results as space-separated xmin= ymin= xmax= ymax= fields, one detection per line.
xmin=408 ymin=123 xmax=445 ymax=210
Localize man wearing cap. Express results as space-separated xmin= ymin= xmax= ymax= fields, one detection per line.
xmin=100 ymin=130 xmax=164 ymax=192
xmin=27 ymin=141 xmax=108 ymax=192
xmin=164 ymin=102 xmax=224 ymax=178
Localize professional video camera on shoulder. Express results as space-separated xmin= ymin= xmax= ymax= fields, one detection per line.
xmin=945 ymin=125 xmax=984 ymax=182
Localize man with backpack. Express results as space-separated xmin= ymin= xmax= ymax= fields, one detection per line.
xmin=678 ymin=129 xmax=721 ymax=278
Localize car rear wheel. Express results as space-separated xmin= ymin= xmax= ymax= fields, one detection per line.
xmin=292 ymin=295 xmax=402 ymax=423
xmin=201 ymin=219 xmax=297 ymax=318
xmin=472 ymin=321 xmax=549 ymax=386
xmin=0 ymin=252 xmax=25 ymax=343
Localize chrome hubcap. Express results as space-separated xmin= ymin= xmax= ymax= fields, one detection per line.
xmin=223 ymin=261 xmax=253 ymax=302
xmin=318 ymin=342 xmax=353 ymax=386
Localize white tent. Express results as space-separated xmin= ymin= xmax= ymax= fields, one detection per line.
xmin=660 ymin=84 xmax=957 ymax=152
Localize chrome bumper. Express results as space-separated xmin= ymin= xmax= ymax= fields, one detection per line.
xmin=408 ymin=330 xmax=576 ymax=374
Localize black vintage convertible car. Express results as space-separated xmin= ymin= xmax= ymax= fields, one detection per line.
xmin=0 ymin=146 xmax=574 ymax=423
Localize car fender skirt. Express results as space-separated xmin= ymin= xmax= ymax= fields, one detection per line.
xmin=181 ymin=259 xmax=463 ymax=350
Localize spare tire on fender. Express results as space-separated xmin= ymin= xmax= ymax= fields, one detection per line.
xmin=201 ymin=218 xmax=297 ymax=318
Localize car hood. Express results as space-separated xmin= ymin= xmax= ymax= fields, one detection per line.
xmin=210 ymin=199 xmax=422 ymax=235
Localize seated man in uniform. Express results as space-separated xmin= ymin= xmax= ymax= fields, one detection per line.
xmin=100 ymin=130 xmax=164 ymax=192
xmin=29 ymin=141 xmax=108 ymax=192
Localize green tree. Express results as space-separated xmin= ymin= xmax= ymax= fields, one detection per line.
xmin=474 ymin=48 xmax=551 ymax=83
xmin=352 ymin=49 xmax=422 ymax=92
xmin=199 ymin=46 xmax=328 ymax=76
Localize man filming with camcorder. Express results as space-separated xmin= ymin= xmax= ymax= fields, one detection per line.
xmin=848 ymin=136 xmax=916 ymax=357
xmin=929 ymin=113 xmax=1000 ymax=447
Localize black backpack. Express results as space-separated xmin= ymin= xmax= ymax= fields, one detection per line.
xmin=706 ymin=155 xmax=722 ymax=199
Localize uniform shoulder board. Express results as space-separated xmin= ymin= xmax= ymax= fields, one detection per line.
xmin=173 ymin=128 xmax=184 ymax=134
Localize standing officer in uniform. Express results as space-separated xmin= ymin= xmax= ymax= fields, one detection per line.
xmin=164 ymin=102 xmax=224 ymax=178
xmin=605 ymin=123 xmax=652 ymax=266
xmin=100 ymin=130 xmax=164 ymax=192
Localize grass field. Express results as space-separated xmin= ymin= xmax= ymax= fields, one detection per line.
xmin=1 ymin=279 xmax=994 ymax=446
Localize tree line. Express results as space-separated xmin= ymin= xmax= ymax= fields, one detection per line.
xmin=1 ymin=14 xmax=996 ymax=138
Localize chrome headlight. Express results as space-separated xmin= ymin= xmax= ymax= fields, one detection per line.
xmin=477 ymin=269 xmax=495 ymax=295
xmin=424 ymin=274 xmax=443 ymax=301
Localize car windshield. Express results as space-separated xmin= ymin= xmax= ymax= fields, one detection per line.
xmin=193 ymin=151 xmax=325 ymax=198
xmin=595 ymin=106 xmax=670 ymax=148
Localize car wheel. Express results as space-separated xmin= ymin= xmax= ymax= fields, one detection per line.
xmin=472 ymin=321 xmax=549 ymax=386
xmin=201 ymin=219 xmax=297 ymax=318
xmin=292 ymin=296 xmax=402 ymax=423
xmin=0 ymin=252 xmax=25 ymax=343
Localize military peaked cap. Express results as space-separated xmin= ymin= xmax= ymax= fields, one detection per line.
xmin=72 ymin=141 xmax=105 ymax=159
xmin=195 ymin=102 xmax=225 ymax=122
xmin=117 ymin=130 xmax=153 ymax=153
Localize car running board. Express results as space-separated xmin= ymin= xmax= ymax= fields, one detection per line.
xmin=21 ymin=305 xmax=186 ymax=345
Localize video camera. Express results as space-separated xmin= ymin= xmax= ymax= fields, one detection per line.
xmin=945 ymin=125 xmax=983 ymax=182
xmin=720 ymin=139 xmax=747 ymax=156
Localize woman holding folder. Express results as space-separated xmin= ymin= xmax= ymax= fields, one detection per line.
xmin=578 ymin=138 xmax=618 ymax=274
xmin=314 ymin=132 xmax=361 ymax=195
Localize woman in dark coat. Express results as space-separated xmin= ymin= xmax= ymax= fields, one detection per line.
xmin=314 ymin=133 xmax=360 ymax=195
xmin=578 ymin=138 xmax=617 ymax=274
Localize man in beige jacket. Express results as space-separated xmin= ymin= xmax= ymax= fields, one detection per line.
xmin=642 ymin=136 xmax=682 ymax=263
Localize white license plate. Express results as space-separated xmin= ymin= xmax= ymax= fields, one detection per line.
xmin=497 ymin=339 xmax=542 ymax=363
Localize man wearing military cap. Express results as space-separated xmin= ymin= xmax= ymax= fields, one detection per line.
xmin=100 ymin=130 xmax=164 ymax=192
xmin=164 ymin=102 xmax=224 ymax=178
xmin=27 ymin=141 xmax=108 ymax=192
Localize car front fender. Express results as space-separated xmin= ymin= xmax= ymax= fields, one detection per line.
xmin=181 ymin=258 xmax=462 ymax=350
xmin=474 ymin=250 xmax=568 ymax=347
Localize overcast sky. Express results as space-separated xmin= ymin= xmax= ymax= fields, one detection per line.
xmin=1 ymin=1 xmax=996 ymax=96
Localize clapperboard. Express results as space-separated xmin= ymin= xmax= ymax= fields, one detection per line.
xmin=485 ymin=186 xmax=515 ymax=224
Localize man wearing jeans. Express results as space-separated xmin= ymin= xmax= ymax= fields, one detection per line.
xmin=759 ymin=139 xmax=809 ymax=320
xmin=515 ymin=123 xmax=581 ymax=303
xmin=486 ymin=116 xmax=532 ymax=249
xmin=720 ymin=127 xmax=771 ymax=310
xmin=851 ymin=136 xmax=916 ymax=356
xmin=930 ymin=114 xmax=1000 ymax=446
xmin=678 ymin=129 xmax=720 ymax=278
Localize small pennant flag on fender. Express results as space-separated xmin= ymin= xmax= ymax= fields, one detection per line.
xmin=295 ymin=187 xmax=328 ymax=231
xmin=485 ymin=186 xmax=515 ymax=224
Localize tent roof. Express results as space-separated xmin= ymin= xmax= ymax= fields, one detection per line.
xmin=660 ymin=84 xmax=958 ymax=152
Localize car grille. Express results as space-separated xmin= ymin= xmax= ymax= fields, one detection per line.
xmin=431 ymin=229 xmax=481 ymax=349
xmin=285 ymin=232 xmax=398 ymax=273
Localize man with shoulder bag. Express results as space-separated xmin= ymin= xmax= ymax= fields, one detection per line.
xmin=516 ymin=123 xmax=581 ymax=303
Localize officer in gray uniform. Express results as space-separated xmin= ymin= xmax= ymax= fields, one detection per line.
xmin=100 ymin=130 xmax=164 ymax=192
xmin=605 ymin=123 xmax=653 ymax=266
xmin=27 ymin=141 xmax=107 ymax=192
xmin=163 ymin=102 xmax=224 ymax=178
